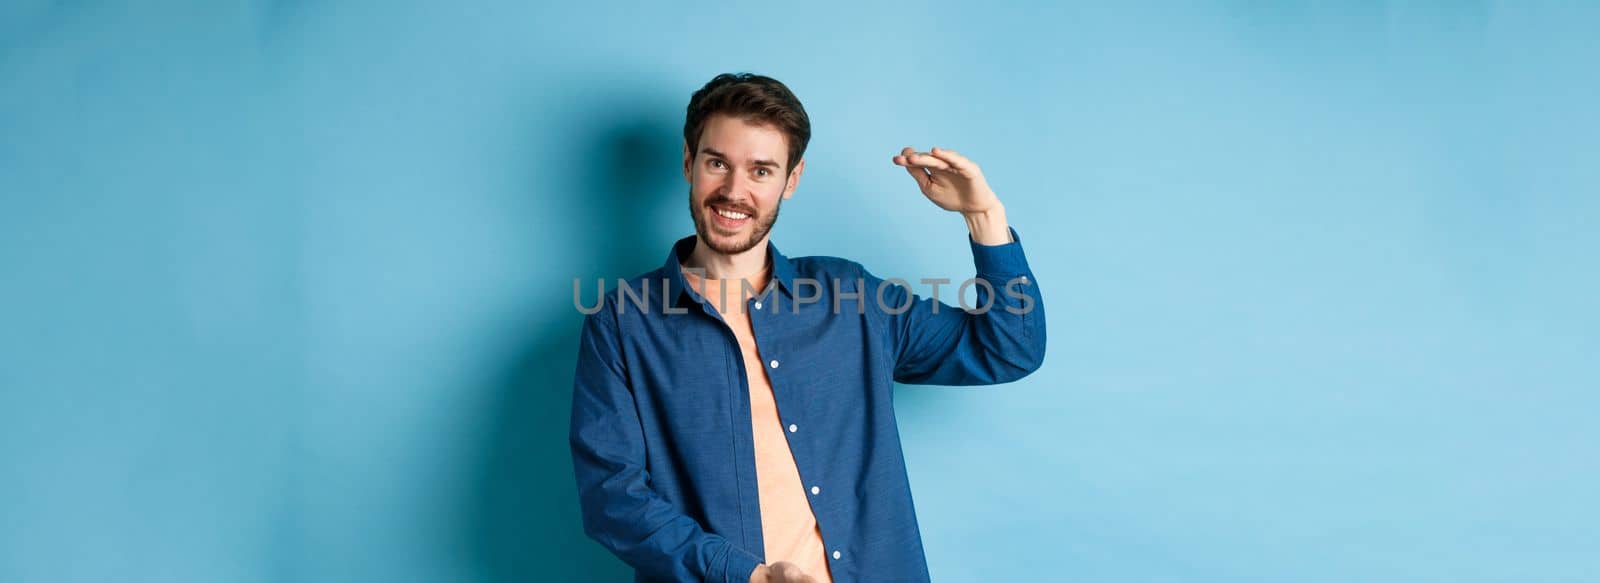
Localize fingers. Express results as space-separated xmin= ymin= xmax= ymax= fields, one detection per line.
xmin=893 ymin=146 xmax=932 ymax=189
xmin=926 ymin=147 xmax=976 ymax=173
xmin=893 ymin=146 xmax=965 ymax=174
xmin=767 ymin=562 xmax=816 ymax=583
xmin=900 ymin=150 xmax=953 ymax=171
xmin=901 ymin=161 xmax=933 ymax=189
xmin=893 ymin=145 xmax=916 ymax=165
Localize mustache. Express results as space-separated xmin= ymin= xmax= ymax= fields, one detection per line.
xmin=705 ymin=197 xmax=757 ymax=216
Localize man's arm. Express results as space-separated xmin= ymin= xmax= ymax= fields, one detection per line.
xmin=569 ymin=308 xmax=764 ymax=583
xmin=867 ymin=226 xmax=1046 ymax=385
xmin=878 ymin=147 xmax=1048 ymax=385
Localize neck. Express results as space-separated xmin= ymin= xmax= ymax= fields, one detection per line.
xmin=684 ymin=235 xmax=771 ymax=288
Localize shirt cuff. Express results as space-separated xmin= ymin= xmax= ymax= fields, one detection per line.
xmin=722 ymin=545 xmax=763 ymax=583
xmin=970 ymin=226 xmax=1030 ymax=276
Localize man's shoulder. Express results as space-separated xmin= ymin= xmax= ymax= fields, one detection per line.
xmin=787 ymin=254 xmax=869 ymax=280
xmin=619 ymin=264 xmax=673 ymax=290
xmin=580 ymin=265 xmax=677 ymax=318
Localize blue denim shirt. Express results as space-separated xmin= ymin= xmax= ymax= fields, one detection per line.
xmin=569 ymin=228 xmax=1046 ymax=583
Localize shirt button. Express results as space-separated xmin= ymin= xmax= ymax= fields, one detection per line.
xmin=1020 ymin=276 xmax=1029 ymax=284
xmin=811 ymin=485 xmax=820 ymax=495
xmin=788 ymin=424 xmax=797 ymax=433
xmin=769 ymin=359 xmax=780 ymax=369
xmin=832 ymin=550 xmax=842 ymax=560
xmin=754 ymin=301 xmax=762 ymax=310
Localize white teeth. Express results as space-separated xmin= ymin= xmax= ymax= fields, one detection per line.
xmin=716 ymin=208 xmax=749 ymax=220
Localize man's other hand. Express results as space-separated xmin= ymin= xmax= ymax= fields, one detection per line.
xmin=750 ymin=561 xmax=820 ymax=583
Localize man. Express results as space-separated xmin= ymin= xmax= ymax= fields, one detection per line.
xmin=569 ymin=73 xmax=1046 ymax=583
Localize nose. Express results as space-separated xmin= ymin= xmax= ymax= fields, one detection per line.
xmin=718 ymin=170 xmax=755 ymax=201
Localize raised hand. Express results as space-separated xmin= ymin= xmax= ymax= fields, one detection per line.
xmin=892 ymin=146 xmax=1001 ymax=214
xmin=892 ymin=146 xmax=1012 ymax=245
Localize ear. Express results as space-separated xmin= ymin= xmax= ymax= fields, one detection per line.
xmin=782 ymin=158 xmax=805 ymax=200
xmin=682 ymin=141 xmax=694 ymax=184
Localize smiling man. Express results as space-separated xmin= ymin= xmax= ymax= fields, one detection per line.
xmin=569 ymin=73 xmax=1047 ymax=583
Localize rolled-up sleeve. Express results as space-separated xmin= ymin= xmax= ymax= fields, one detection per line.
xmin=569 ymin=308 xmax=764 ymax=583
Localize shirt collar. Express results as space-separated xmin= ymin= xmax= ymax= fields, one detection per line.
xmin=663 ymin=234 xmax=798 ymax=308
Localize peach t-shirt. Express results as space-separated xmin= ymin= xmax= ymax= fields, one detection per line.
xmin=682 ymin=263 xmax=833 ymax=583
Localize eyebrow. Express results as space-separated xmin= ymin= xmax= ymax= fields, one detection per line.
xmin=700 ymin=147 xmax=782 ymax=170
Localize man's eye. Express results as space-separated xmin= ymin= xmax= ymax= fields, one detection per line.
xmin=709 ymin=160 xmax=725 ymax=169
xmin=755 ymin=168 xmax=770 ymax=177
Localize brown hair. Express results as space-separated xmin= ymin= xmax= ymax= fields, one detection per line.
xmin=683 ymin=73 xmax=811 ymax=175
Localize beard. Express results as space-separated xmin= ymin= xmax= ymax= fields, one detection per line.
xmin=689 ymin=188 xmax=782 ymax=255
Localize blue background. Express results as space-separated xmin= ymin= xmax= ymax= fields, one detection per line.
xmin=2 ymin=1 xmax=1596 ymax=581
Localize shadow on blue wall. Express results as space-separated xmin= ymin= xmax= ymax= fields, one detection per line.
xmin=463 ymin=102 xmax=684 ymax=582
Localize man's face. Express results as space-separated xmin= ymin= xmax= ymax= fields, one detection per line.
xmin=684 ymin=113 xmax=804 ymax=255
